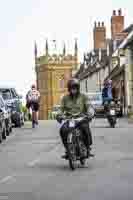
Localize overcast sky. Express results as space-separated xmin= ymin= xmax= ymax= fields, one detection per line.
xmin=0 ymin=0 xmax=132 ymax=96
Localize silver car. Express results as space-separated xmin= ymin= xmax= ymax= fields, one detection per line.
xmin=85 ymin=92 xmax=104 ymax=116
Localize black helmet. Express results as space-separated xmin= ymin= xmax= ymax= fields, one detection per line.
xmin=67 ymin=78 xmax=80 ymax=92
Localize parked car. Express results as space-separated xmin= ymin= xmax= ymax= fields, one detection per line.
xmin=85 ymin=92 xmax=104 ymax=116
xmin=0 ymin=86 xmax=24 ymax=127
xmin=0 ymin=97 xmax=7 ymax=142
xmin=0 ymin=95 xmax=12 ymax=136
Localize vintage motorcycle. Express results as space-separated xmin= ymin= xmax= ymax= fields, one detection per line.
xmin=104 ymin=101 xmax=117 ymax=128
xmin=59 ymin=109 xmax=94 ymax=170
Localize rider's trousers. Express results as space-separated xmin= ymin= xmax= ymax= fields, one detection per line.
xmin=60 ymin=121 xmax=93 ymax=150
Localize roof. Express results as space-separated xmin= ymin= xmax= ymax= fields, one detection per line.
xmin=123 ymin=24 xmax=133 ymax=33
xmin=105 ymin=65 xmax=124 ymax=80
xmin=76 ymin=53 xmax=110 ymax=80
xmin=0 ymin=85 xmax=16 ymax=89
xmin=112 ymin=28 xmax=133 ymax=57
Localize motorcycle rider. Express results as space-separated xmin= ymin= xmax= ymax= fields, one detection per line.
xmin=57 ymin=78 xmax=94 ymax=158
xmin=102 ymin=79 xmax=113 ymax=112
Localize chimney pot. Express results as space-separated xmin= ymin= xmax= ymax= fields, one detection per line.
xmin=102 ymin=22 xmax=104 ymax=27
xmin=98 ymin=22 xmax=100 ymax=27
xmin=118 ymin=9 xmax=122 ymax=16
xmin=94 ymin=21 xmax=97 ymax=27
xmin=113 ymin=10 xmax=116 ymax=16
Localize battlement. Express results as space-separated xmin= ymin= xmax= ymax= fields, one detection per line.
xmin=36 ymin=53 xmax=77 ymax=67
xmin=35 ymin=39 xmax=78 ymax=66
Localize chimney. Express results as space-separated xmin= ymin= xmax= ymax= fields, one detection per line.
xmin=111 ymin=9 xmax=124 ymax=40
xmin=93 ymin=21 xmax=106 ymax=50
xmin=118 ymin=9 xmax=122 ymax=16
xmin=113 ymin=10 xmax=116 ymax=16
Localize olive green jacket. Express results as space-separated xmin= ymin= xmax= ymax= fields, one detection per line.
xmin=60 ymin=93 xmax=90 ymax=116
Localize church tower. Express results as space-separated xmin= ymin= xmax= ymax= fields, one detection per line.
xmin=35 ymin=39 xmax=79 ymax=119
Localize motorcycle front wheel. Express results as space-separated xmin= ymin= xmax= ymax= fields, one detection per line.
xmin=67 ymin=133 xmax=76 ymax=170
xmin=110 ymin=118 xmax=116 ymax=128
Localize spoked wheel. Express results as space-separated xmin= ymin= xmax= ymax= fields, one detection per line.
xmin=67 ymin=133 xmax=76 ymax=171
xmin=0 ymin=133 xmax=2 ymax=143
xmin=68 ymin=143 xmax=76 ymax=170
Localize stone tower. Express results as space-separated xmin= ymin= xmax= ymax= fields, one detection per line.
xmin=35 ymin=40 xmax=78 ymax=120
xmin=93 ymin=21 xmax=106 ymax=50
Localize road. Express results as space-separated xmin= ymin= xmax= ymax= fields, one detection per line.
xmin=0 ymin=118 xmax=133 ymax=200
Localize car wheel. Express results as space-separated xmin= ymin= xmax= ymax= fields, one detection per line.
xmin=15 ymin=119 xmax=21 ymax=128
xmin=0 ymin=132 xmax=2 ymax=143
xmin=2 ymin=127 xmax=6 ymax=140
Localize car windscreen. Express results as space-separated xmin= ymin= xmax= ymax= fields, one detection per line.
xmin=88 ymin=94 xmax=102 ymax=101
xmin=52 ymin=106 xmax=60 ymax=112
xmin=0 ymin=89 xmax=12 ymax=100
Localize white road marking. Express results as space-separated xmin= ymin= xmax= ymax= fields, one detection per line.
xmin=27 ymin=143 xmax=60 ymax=167
xmin=28 ymin=158 xmax=40 ymax=167
xmin=0 ymin=176 xmax=13 ymax=184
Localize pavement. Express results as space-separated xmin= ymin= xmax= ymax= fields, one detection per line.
xmin=0 ymin=118 xmax=133 ymax=200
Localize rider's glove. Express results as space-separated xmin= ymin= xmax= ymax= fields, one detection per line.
xmin=56 ymin=114 xmax=63 ymax=124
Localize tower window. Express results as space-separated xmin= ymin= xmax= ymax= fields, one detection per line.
xmin=59 ymin=79 xmax=64 ymax=89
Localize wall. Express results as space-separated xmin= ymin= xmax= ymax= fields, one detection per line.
xmin=80 ymin=66 xmax=109 ymax=94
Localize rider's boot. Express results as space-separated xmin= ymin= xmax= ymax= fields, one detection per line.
xmin=61 ymin=151 xmax=69 ymax=159
xmin=87 ymin=147 xmax=94 ymax=157
xmin=35 ymin=120 xmax=38 ymax=125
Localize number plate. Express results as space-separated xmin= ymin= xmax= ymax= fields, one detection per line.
xmin=110 ymin=109 xmax=115 ymax=115
xmin=69 ymin=120 xmax=75 ymax=127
